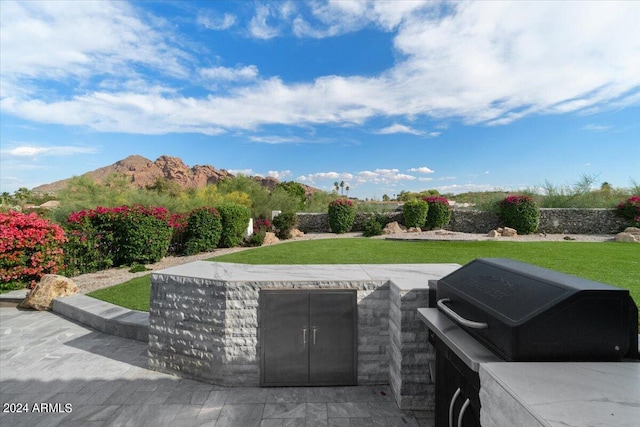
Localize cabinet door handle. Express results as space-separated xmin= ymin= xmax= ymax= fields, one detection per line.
xmin=449 ymin=388 xmax=461 ymax=427
xmin=458 ymin=398 xmax=471 ymax=427
xmin=311 ymin=326 xmax=317 ymax=346
xmin=302 ymin=327 xmax=307 ymax=348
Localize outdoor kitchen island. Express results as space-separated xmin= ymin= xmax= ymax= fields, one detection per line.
xmin=419 ymin=307 xmax=640 ymax=427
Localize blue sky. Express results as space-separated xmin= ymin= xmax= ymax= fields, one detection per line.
xmin=1 ymin=0 xmax=639 ymax=199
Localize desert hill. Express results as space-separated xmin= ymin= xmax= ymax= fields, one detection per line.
xmin=31 ymin=155 xmax=318 ymax=195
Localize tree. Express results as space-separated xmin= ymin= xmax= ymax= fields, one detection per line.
xmin=600 ymin=182 xmax=613 ymax=192
xmin=339 ymin=181 xmax=345 ymax=195
xmin=334 ymin=181 xmax=340 ymax=193
xmin=345 ymin=185 xmax=350 ymax=197
xmin=382 ymin=194 xmax=390 ymax=202
xmin=275 ymin=181 xmax=306 ymax=209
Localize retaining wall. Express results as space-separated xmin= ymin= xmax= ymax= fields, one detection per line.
xmin=297 ymin=208 xmax=627 ymax=234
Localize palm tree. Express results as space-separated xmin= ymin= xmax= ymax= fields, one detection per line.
xmin=334 ymin=181 xmax=340 ymax=193
xmin=339 ymin=181 xmax=345 ymax=196
xmin=345 ymin=185 xmax=350 ymax=197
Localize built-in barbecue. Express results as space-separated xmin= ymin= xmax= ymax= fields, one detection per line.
xmin=419 ymin=258 xmax=639 ymax=427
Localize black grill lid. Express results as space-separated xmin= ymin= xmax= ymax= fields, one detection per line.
xmin=437 ymin=258 xmax=639 ymax=361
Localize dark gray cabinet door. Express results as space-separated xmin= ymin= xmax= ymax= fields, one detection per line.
xmin=261 ymin=289 xmax=357 ymax=386
xmin=309 ymin=291 xmax=357 ymax=385
xmin=261 ymin=291 xmax=309 ymax=385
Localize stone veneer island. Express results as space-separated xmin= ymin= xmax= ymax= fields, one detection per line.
xmin=148 ymin=261 xmax=460 ymax=410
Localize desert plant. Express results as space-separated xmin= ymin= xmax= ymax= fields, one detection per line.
xmin=363 ymin=216 xmax=384 ymax=237
xmin=182 ymin=207 xmax=222 ymax=255
xmin=0 ymin=211 xmax=67 ymax=290
xmin=328 ymin=198 xmax=355 ymax=233
xmin=217 ymin=202 xmax=251 ymax=248
xmin=402 ymin=199 xmax=429 ymax=228
xmin=272 ymin=212 xmax=298 ymax=239
xmin=424 ymin=196 xmax=452 ymax=229
xmin=498 ymin=195 xmax=540 ymax=234
xmin=247 ymin=229 xmax=266 ymax=247
xmin=617 ymin=196 xmax=640 ymax=228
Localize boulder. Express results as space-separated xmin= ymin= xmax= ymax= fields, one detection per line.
xmin=502 ymin=227 xmax=518 ymax=237
xmin=19 ymin=275 xmax=78 ymax=311
xmin=262 ymin=232 xmax=280 ymax=245
xmin=623 ymin=227 xmax=640 ymax=235
xmin=408 ymin=227 xmax=422 ymax=233
xmin=615 ymin=232 xmax=639 ymax=243
xmin=289 ymin=228 xmax=305 ymax=238
xmin=383 ymin=221 xmax=407 ymax=234
xmin=487 ymin=229 xmax=500 ymax=237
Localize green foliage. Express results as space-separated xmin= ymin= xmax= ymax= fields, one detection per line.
xmin=272 ymin=212 xmax=298 ymax=239
xmin=247 ymin=229 xmax=266 ymax=247
xmin=498 ymin=195 xmax=540 ymax=234
xmin=328 ymin=198 xmax=355 ymax=233
xmin=362 ymin=214 xmax=387 ymax=237
xmin=217 ymin=175 xmax=270 ymax=217
xmin=217 ymin=202 xmax=251 ymax=248
xmin=183 ymin=207 xmax=222 ymax=255
xmin=276 ymin=181 xmax=306 ymax=209
xmin=424 ymin=196 xmax=452 ymax=229
xmin=65 ymin=205 xmax=172 ymax=270
xmin=397 ymin=189 xmax=439 ymax=202
xmin=616 ymin=196 xmax=640 ymax=227
xmin=128 ymin=263 xmax=151 ymax=273
xmin=402 ymin=199 xmax=429 ymax=228
xmin=302 ymin=191 xmax=334 ymax=213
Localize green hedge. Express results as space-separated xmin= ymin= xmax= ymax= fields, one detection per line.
xmin=183 ymin=207 xmax=222 ymax=255
xmin=217 ymin=202 xmax=251 ymax=248
xmin=328 ymin=198 xmax=355 ymax=233
xmin=498 ymin=195 xmax=540 ymax=234
xmin=402 ymin=199 xmax=429 ymax=228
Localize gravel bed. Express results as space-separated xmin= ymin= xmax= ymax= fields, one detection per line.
xmin=74 ymin=231 xmax=615 ymax=294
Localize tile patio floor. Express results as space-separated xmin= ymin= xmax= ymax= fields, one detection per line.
xmin=0 ymin=307 xmax=434 ymax=426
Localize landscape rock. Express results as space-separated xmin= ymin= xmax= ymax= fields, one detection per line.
xmin=502 ymin=227 xmax=518 ymax=237
xmin=19 ymin=275 xmax=78 ymax=311
xmin=262 ymin=232 xmax=280 ymax=246
xmin=487 ymin=229 xmax=500 ymax=237
xmin=383 ymin=221 xmax=407 ymax=234
xmin=623 ymin=227 xmax=640 ymax=235
xmin=408 ymin=227 xmax=422 ymax=233
xmin=289 ymin=228 xmax=305 ymax=238
xmin=615 ymin=232 xmax=639 ymax=243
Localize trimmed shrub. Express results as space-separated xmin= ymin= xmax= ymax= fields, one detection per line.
xmin=617 ymin=196 xmax=640 ymax=228
xmin=217 ymin=202 xmax=251 ymax=248
xmin=247 ymin=229 xmax=266 ymax=247
xmin=498 ymin=195 xmax=540 ymax=234
xmin=363 ymin=218 xmax=383 ymax=237
xmin=272 ymin=212 xmax=298 ymax=239
xmin=65 ymin=205 xmax=172 ymax=270
xmin=328 ymin=198 xmax=355 ymax=233
xmin=0 ymin=211 xmax=67 ymax=290
xmin=183 ymin=207 xmax=222 ymax=255
xmin=424 ymin=196 xmax=452 ymax=229
xmin=254 ymin=218 xmax=273 ymax=233
xmin=402 ymin=199 xmax=429 ymax=228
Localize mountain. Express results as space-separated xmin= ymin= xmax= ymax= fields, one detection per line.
xmin=31 ymin=155 xmax=319 ymax=195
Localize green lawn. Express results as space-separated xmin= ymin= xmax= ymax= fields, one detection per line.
xmin=88 ymin=239 xmax=640 ymax=315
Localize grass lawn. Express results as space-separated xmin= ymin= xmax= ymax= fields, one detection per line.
xmin=88 ymin=239 xmax=640 ymax=316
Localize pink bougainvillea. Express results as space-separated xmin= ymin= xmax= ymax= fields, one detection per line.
xmin=0 ymin=211 xmax=67 ymax=289
xmin=617 ymin=196 xmax=640 ymax=227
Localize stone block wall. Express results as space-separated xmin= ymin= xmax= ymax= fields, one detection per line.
xmin=149 ymin=276 xmax=392 ymax=387
xmin=297 ymin=208 xmax=626 ymax=234
xmin=389 ymin=283 xmax=434 ymax=410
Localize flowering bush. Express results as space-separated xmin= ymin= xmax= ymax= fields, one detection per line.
xmin=617 ymin=196 xmax=640 ymax=227
xmin=254 ymin=218 xmax=272 ymax=233
xmin=0 ymin=211 xmax=66 ymax=290
xmin=402 ymin=199 xmax=429 ymax=228
xmin=65 ymin=205 xmax=172 ymax=269
xmin=182 ymin=207 xmax=222 ymax=255
xmin=498 ymin=195 xmax=540 ymax=234
xmin=328 ymin=198 xmax=355 ymax=233
xmin=423 ymin=196 xmax=452 ymax=230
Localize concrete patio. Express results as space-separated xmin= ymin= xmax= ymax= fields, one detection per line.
xmin=0 ymin=306 xmax=434 ymax=426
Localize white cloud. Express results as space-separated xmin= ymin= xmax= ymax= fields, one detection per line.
xmin=407 ymin=167 xmax=435 ymax=174
xmin=581 ymin=124 xmax=611 ymax=132
xmin=228 ymin=169 xmax=255 ymax=176
xmin=197 ymin=11 xmax=236 ymax=30
xmin=200 ymin=65 xmax=259 ymax=82
xmin=1 ymin=1 xmax=639 ymax=136
xmin=2 ymin=144 xmax=98 ymax=157
xmin=249 ymin=5 xmax=281 ymax=39
xmin=267 ymin=170 xmax=292 ymax=180
xmin=375 ymin=123 xmax=424 ymax=135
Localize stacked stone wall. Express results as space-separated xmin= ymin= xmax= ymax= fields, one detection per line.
xmin=297 ymin=208 xmax=626 ymax=234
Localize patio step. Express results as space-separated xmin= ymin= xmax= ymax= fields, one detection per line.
xmin=52 ymin=294 xmax=149 ymax=342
